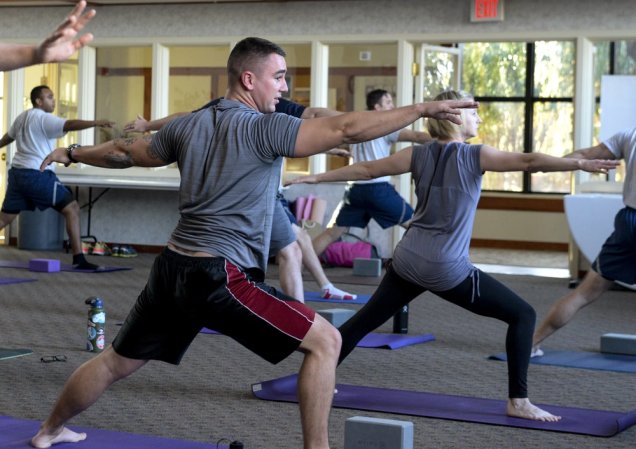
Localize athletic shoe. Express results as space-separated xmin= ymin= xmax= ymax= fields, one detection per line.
xmin=111 ymin=244 xmax=120 ymax=257
xmin=117 ymin=245 xmax=138 ymax=258
xmin=81 ymin=241 xmax=93 ymax=255
xmin=91 ymin=242 xmax=110 ymax=256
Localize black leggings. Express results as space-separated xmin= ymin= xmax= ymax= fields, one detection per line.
xmin=338 ymin=263 xmax=536 ymax=398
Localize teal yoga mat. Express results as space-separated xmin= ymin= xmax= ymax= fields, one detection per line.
xmin=0 ymin=348 xmax=32 ymax=360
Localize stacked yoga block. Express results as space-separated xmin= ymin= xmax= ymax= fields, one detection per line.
xmin=344 ymin=416 xmax=413 ymax=449
xmin=600 ymin=333 xmax=636 ymax=356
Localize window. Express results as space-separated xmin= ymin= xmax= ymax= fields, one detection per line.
xmin=592 ymin=39 xmax=636 ymax=183
xmin=462 ymin=41 xmax=575 ymax=193
xmin=168 ymin=45 xmax=230 ymax=114
xmin=96 ymin=46 xmax=152 ymax=145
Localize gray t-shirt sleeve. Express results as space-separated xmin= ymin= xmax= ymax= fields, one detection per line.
xmin=149 ymin=117 xmax=183 ymax=165
xmin=247 ymin=112 xmax=302 ymax=161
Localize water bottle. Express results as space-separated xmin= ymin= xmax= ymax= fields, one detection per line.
xmin=392 ymin=304 xmax=409 ymax=334
xmin=85 ymin=297 xmax=106 ymax=352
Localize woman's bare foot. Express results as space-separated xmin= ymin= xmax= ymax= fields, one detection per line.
xmin=507 ymin=398 xmax=561 ymax=422
xmin=31 ymin=426 xmax=87 ymax=448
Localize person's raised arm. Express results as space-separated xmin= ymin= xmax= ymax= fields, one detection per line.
xmin=64 ymin=119 xmax=114 ymax=132
xmin=0 ymin=1 xmax=95 ymax=72
xmin=293 ymin=99 xmax=477 ymax=158
xmin=123 ymin=112 xmax=190 ymax=133
xmin=287 ymin=147 xmax=413 ymax=185
xmin=564 ymin=142 xmax=615 ymax=160
xmin=40 ymin=135 xmax=168 ymax=170
xmin=398 ymin=128 xmax=432 ymax=144
xmin=479 ymin=145 xmax=620 ymax=174
xmin=0 ymin=133 xmax=15 ymax=149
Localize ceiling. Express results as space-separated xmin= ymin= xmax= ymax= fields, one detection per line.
xmin=0 ymin=0 xmax=316 ymax=6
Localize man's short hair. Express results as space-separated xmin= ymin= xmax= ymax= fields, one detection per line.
xmin=227 ymin=37 xmax=286 ymax=85
xmin=30 ymin=85 xmax=50 ymax=107
xmin=366 ymin=89 xmax=389 ymax=111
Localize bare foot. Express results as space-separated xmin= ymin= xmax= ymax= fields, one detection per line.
xmin=530 ymin=346 xmax=544 ymax=358
xmin=31 ymin=426 xmax=87 ymax=448
xmin=507 ymin=398 xmax=561 ymax=422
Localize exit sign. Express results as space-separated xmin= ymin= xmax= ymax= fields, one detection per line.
xmin=471 ymin=0 xmax=504 ymax=22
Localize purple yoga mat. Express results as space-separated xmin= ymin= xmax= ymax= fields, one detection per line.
xmin=304 ymin=291 xmax=370 ymax=304
xmin=0 ymin=260 xmax=130 ymax=273
xmin=252 ymin=374 xmax=636 ymax=437
xmin=0 ymin=277 xmax=36 ymax=285
xmin=200 ymin=328 xmax=434 ymax=350
xmin=0 ymin=415 xmax=242 ymax=449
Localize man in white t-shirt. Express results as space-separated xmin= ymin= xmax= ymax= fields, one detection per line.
xmin=312 ymin=89 xmax=432 ymax=256
xmin=0 ymin=85 xmax=112 ymax=269
xmin=532 ymin=127 xmax=636 ymax=355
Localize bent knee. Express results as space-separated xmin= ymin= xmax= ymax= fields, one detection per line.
xmin=304 ymin=318 xmax=342 ymax=358
xmin=277 ymin=242 xmax=302 ymax=263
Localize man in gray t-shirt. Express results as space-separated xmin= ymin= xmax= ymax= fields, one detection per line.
xmin=32 ymin=37 xmax=477 ymax=449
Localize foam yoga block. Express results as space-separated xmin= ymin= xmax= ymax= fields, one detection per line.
xmin=601 ymin=333 xmax=636 ymax=356
xmin=317 ymin=308 xmax=355 ymax=327
xmin=28 ymin=258 xmax=60 ymax=272
xmin=344 ymin=416 xmax=413 ymax=449
xmin=353 ymin=258 xmax=382 ymax=277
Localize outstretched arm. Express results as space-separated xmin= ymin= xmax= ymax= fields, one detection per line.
xmin=64 ymin=119 xmax=114 ymax=132
xmin=0 ymin=1 xmax=95 ymax=71
xmin=564 ymin=143 xmax=615 ymax=160
xmin=40 ymin=135 xmax=169 ymax=170
xmin=123 ymin=112 xmax=189 ymax=133
xmin=287 ymin=147 xmax=413 ymax=185
xmin=398 ymin=128 xmax=432 ymax=144
xmin=479 ymin=145 xmax=620 ymax=173
xmin=293 ymin=99 xmax=477 ymax=158
xmin=0 ymin=133 xmax=15 ymax=150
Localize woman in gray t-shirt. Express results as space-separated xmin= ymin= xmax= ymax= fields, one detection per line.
xmin=288 ymin=90 xmax=617 ymax=422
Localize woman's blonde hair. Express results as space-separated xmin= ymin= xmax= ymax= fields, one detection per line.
xmin=426 ymin=90 xmax=474 ymax=140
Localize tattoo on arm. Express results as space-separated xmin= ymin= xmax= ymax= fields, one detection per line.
xmin=143 ymin=134 xmax=163 ymax=161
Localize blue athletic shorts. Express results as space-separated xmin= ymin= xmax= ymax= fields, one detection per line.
xmin=1 ymin=168 xmax=74 ymax=214
xmin=113 ymin=248 xmax=315 ymax=365
xmin=592 ymin=206 xmax=636 ymax=284
xmin=335 ymin=182 xmax=414 ymax=229
xmin=268 ymin=195 xmax=297 ymax=256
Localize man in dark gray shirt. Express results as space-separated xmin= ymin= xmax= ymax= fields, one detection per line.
xmin=32 ymin=37 xmax=477 ymax=449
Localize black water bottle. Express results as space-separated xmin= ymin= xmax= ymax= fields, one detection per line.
xmin=392 ymin=304 xmax=409 ymax=334
xmin=85 ymin=297 xmax=106 ymax=352
xmin=229 ymin=441 xmax=244 ymax=449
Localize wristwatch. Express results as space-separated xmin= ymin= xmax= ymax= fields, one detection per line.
xmin=66 ymin=143 xmax=81 ymax=165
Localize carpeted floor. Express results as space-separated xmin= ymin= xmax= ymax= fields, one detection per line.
xmin=0 ymin=245 xmax=634 ymax=449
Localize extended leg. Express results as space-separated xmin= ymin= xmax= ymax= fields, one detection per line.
xmin=292 ymin=224 xmax=356 ymax=300
xmin=31 ymin=347 xmax=147 ymax=448
xmin=276 ymin=241 xmax=305 ymax=301
xmin=436 ymin=270 xmax=559 ymax=422
xmin=533 ymin=269 xmax=613 ymax=352
xmin=338 ymin=264 xmax=424 ymax=364
xmin=297 ymin=315 xmax=341 ymax=449
xmin=312 ymin=226 xmax=346 ymax=257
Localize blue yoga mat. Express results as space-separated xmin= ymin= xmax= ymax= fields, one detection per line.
xmin=252 ymin=374 xmax=636 ymax=437
xmin=0 ymin=415 xmax=243 ymax=449
xmin=201 ymin=328 xmax=434 ymax=349
xmin=489 ymin=350 xmax=636 ymax=373
xmin=304 ymin=291 xmax=370 ymax=304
